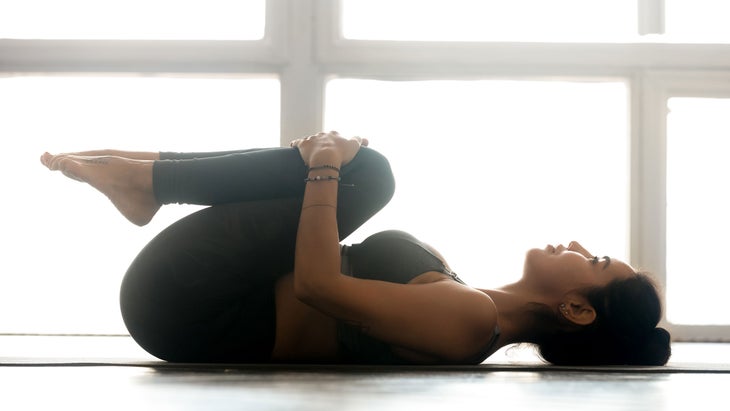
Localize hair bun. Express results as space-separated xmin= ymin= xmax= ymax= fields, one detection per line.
xmin=636 ymin=327 xmax=671 ymax=365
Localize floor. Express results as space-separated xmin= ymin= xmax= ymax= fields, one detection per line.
xmin=1 ymin=336 xmax=729 ymax=411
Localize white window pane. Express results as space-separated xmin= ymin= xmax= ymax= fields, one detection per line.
xmin=342 ymin=0 xmax=638 ymax=42
xmin=666 ymin=97 xmax=730 ymax=325
xmin=665 ymin=0 xmax=730 ymax=43
xmin=326 ymin=79 xmax=629 ymax=288
xmin=0 ymin=75 xmax=280 ymax=333
xmin=0 ymin=0 xmax=265 ymax=40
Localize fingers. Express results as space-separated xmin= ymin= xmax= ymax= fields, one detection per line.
xmin=289 ymin=131 xmax=368 ymax=147
xmin=353 ymin=136 xmax=369 ymax=147
xmin=290 ymin=132 xmax=330 ymax=146
xmin=289 ymin=132 xmax=321 ymax=147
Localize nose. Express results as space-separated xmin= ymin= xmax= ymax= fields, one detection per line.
xmin=568 ymin=241 xmax=592 ymax=258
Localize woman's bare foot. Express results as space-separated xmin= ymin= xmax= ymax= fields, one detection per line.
xmin=40 ymin=152 xmax=161 ymax=226
xmin=47 ymin=149 xmax=160 ymax=161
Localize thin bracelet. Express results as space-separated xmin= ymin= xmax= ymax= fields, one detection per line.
xmin=304 ymin=175 xmax=341 ymax=183
xmin=302 ymin=203 xmax=337 ymax=210
xmin=308 ymin=164 xmax=341 ymax=174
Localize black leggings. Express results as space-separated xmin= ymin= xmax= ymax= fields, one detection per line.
xmin=119 ymin=147 xmax=395 ymax=362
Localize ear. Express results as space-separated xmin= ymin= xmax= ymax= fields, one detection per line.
xmin=559 ymin=293 xmax=597 ymax=326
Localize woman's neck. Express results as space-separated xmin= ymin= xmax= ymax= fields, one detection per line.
xmin=479 ymin=282 xmax=554 ymax=345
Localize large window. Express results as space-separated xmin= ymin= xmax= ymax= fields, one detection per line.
xmin=0 ymin=0 xmax=265 ymax=40
xmin=664 ymin=0 xmax=730 ymax=43
xmin=1 ymin=0 xmax=729 ymax=341
xmin=0 ymin=76 xmax=279 ymax=333
xmin=666 ymin=97 xmax=730 ymax=326
xmin=326 ymin=79 xmax=629 ymax=287
xmin=641 ymin=72 xmax=730 ymax=339
xmin=342 ymin=0 xmax=638 ymax=42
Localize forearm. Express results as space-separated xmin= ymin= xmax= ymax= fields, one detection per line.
xmin=293 ymin=152 xmax=344 ymax=301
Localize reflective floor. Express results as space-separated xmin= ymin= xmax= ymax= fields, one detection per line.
xmin=1 ymin=336 xmax=729 ymax=411
xmin=3 ymin=366 xmax=730 ymax=411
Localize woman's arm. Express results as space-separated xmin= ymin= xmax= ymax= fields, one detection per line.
xmin=292 ymin=131 xmax=363 ymax=297
xmin=293 ymin=132 xmax=498 ymax=362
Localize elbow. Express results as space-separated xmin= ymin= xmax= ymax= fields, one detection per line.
xmin=292 ymin=272 xmax=326 ymax=305
xmin=293 ymin=270 xmax=342 ymax=307
xmin=293 ymin=275 xmax=315 ymax=304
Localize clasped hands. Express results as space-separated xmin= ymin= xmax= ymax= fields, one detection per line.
xmin=290 ymin=131 xmax=368 ymax=168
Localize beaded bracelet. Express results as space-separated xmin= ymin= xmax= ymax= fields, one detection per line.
xmin=308 ymin=164 xmax=341 ymax=174
xmin=304 ymin=175 xmax=341 ymax=183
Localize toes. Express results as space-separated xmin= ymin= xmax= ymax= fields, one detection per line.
xmin=40 ymin=152 xmax=54 ymax=168
xmin=47 ymin=154 xmax=65 ymax=170
xmin=49 ymin=154 xmax=78 ymax=172
xmin=48 ymin=155 xmax=66 ymax=171
xmin=44 ymin=155 xmax=85 ymax=181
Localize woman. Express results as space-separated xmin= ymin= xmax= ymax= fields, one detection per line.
xmin=40 ymin=131 xmax=671 ymax=366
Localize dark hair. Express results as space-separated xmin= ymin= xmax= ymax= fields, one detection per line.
xmin=536 ymin=273 xmax=671 ymax=366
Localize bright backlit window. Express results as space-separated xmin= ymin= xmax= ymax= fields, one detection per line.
xmin=0 ymin=0 xmax=265 ymax=40
xmin=341 ymin=0 xmax=638 ymax=42
xmin=666 ymin=97 xmax=730 ymax=325
xmin=0 ymin=76 xmax=279 ymax=333
xmin=665 ymin=0 xmax=730 ymax=43
xmin=326 ymin=79 xmax=629 ymax=287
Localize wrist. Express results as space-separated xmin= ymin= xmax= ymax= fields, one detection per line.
xmin=307 ymin=164 xmax=341 ymax=174
xmin=307 ymin=149 xmax=343 ymax=169
xmin=305 ymin=163 xmax=340 ymax=183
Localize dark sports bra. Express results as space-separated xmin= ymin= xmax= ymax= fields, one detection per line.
xmin=342 ymin=230 xmax=464 ymax=285
xmin=337 ymin=230 xmax=500 ymax=364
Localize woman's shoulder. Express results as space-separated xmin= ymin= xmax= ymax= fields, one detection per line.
xmin=358 ymin=230 xmax=444 ymax=251
xmin=426 ymin=280 xmax=500 ymax=361
xmin=362 ymin=229 xmax=416 ymax=242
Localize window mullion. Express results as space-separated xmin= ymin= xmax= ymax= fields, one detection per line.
xmin=638 ymin=0 xmax=665 ymax=35
xmin=0 ymin=39 xmax=282 ymax=73
xmin=278 ymin=0 xmax=325 ymax=145
xmin=639 ymin=72 xmax=669 ymax=330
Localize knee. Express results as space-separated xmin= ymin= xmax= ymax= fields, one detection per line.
xmin=347 ymin=147 xmax=396 ymax=205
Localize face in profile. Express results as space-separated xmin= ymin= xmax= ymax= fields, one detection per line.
xmin=522 ymin=241 xmax=635 ymax=294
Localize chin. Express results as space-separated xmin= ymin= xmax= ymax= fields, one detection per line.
xmin=525 ymin=247 xmax=548 ymax=261
xmin=522 ymin=248 xmax=544 ymax=278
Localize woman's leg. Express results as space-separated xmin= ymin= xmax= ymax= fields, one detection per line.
xmin=40 ymin=148 xmax=260 ymax=161
xmin=153 ymin=147 xmax=306 ymax=206
xmin=41 ymin=146 xmax=394 ymax=233
xmin=120 ymin=147 xmax=395 ymax=362
xmin=40 ymin=153 xmax=160 ymax=226
xmin=120 ymin=197 xmax=302 ymax=362
xmin=153 ymin=146 xmax=395 ymax=239
xmin=160 ymin=148 xmax=271 ymax=160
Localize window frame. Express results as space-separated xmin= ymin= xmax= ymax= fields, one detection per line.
xmin=1 ymin=0 xmax=729 ymax=341
xmin=641 ymin=71 xmax=730 ymax=341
